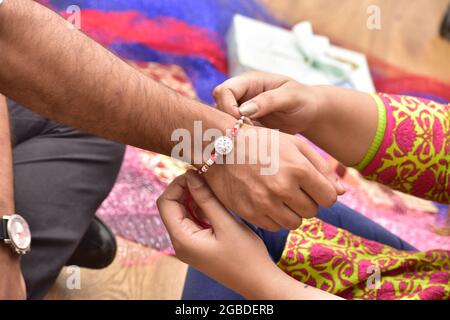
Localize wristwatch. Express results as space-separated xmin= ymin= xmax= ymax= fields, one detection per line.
xmin=0 ymin=215 xmax=31 ymax=255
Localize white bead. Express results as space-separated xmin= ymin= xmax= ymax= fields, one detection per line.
xmin=214 ymin=136 xmax=234 ymax=155
xmin=206 ymin=159 xmax=214 ymax=166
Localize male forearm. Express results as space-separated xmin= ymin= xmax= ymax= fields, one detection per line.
xmin=305 ymin=86 xmax=379 ymax=167
xmin=0 ymin=0 xmax=235 ymax=158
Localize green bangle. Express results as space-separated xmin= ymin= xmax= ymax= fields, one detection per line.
xmin=353 ymin=93 xmax=387 ymax=171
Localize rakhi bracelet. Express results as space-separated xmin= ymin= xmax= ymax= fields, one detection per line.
xmin=198 ymin=116 xmax=245 ymax=175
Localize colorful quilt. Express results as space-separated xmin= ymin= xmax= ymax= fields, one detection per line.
xmin=40 ymin=1 xmax=450 ymax=254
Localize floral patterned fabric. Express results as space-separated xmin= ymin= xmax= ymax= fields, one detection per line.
xmin=361 ymin=93 xmax=450 ymax=203
xmin=277 ymin=218 xmax=450 ymax=300
xmin=278 ymin=94 xmax=450 ymax=299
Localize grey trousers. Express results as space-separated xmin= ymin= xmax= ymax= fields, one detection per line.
xmin=7 ymin=100 xmax=125 ymax=299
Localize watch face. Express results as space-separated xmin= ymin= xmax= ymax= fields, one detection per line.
xmin=7 ymin=215 xmax=31 ymax=251
xmin=214 ymin=136 xmax=234 ymax=155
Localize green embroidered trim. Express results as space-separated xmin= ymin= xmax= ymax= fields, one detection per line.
xmin=353 ymin=93 xmax=387 ymax=171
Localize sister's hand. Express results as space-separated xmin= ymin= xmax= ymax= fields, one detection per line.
xmin=157 ymin=171 xmax=343 ymax=300
xmin=157 ymin=171 xmax=278 ymax=298
xmin=213 ymin=72 xmax=320 ymax=135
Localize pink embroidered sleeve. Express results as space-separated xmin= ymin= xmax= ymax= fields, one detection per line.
xmin=359 ymin=93 xmax=450 ymax=203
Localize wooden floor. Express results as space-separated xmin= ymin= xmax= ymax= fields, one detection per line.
xmin=47 ymin=0 xmax=450 ymax=300
xmin=262 ymin=0 xmax=450 ymax=84
xmin=46 ymin=237 xmax=187 ymax=300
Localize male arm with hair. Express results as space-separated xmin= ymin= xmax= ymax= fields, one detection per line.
xmin=0 ymin=0 xmax=343 ymax=232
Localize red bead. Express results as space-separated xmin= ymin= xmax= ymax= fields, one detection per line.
xmin=231 ymin=127 xmax=238 ymax=135
xmin=211 ymin=153 xmax=218 ymax=161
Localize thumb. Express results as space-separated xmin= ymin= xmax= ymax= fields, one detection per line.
xmin=185 ymin=171 xmax=236 ymax=231
xmin=238 ymin=87 xmax=293 ymax=119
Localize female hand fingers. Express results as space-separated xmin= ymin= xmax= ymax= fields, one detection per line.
xmin=157 ymin=174 xmax=202 ymax=241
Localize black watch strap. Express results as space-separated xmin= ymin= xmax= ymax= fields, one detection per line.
xmin=0 ymin=218 xmax=8 ymax=241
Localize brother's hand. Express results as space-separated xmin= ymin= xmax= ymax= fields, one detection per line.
xmin=202 ymin=125 xmax=344 ymax=231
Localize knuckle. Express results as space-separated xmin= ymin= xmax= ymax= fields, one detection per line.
xmin=296 ymin=167 xmax=307 ymax=180
xmin=261 ymin=92 xmax=275 ymax=105
xmin=287 ymin=90 xmax=298 ymax=103
xmin=295 ymin=203 xmax=305 ymax=216
xmin=243 ymin=211 xmax=256 ymax=222
xmin=241 ymin=205 xmax=258 ymax=221
xmin=156 ymin=196 xmax=164 ymax=209
xmin=302 ymin=203 xmax=319 ymax=218
xmin=196 ymin=189 xmax=214 ymax=204
xmin=266 ymin=224 xmax=281 ymax=232
xmin=270 ymin=179 xmax=286 ymax=196
xmin=287 ymin=218 xmax=302 ymax=230
xmin=320 ymin=162 xmax=334 ymax=176
xmin=273 ymin=186 xmax=285 ymax=198
xmin=322 ymin=192 xmax=337 ymax=208
xmin=212 ymin=85 xmax=223 ymax=99
xmin=285 ymin=80 xmax=298 ymax=88
xmin=257 ymin=187 xmax=271 ymax=200
xmin=253 ymin=192 xmax=272 ymax=209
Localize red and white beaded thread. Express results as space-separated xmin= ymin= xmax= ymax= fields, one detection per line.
xmin=197 ymin=116 xmax=245 ymax=175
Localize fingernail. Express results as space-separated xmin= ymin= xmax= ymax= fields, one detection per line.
xmin=336 ymin=179 xmax=346 ymax=194
xmin=186 ymin=171 xmax=204 ymax=188
xmin=239 ymin=102 xmax=258 ymax=116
